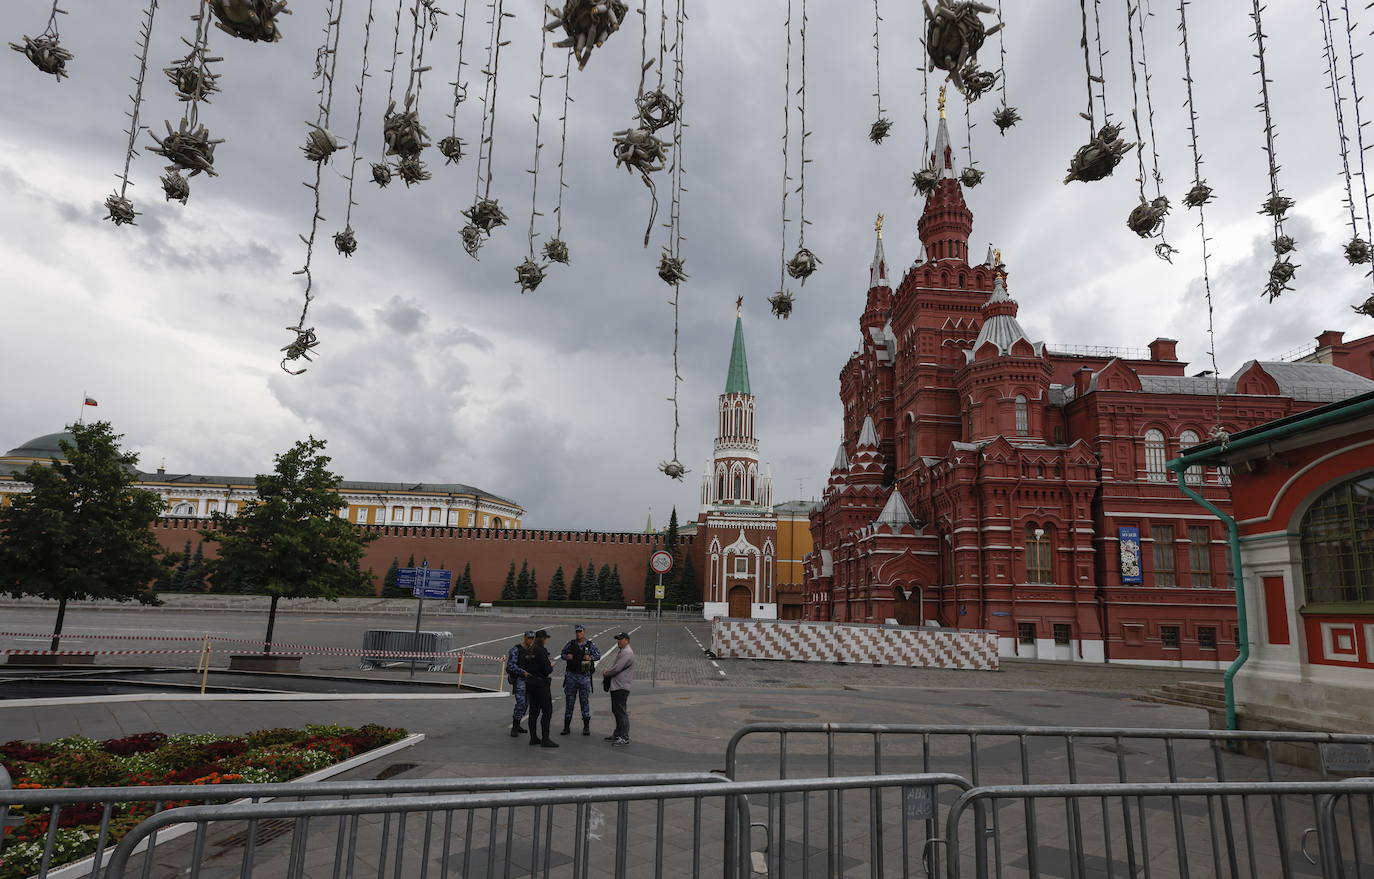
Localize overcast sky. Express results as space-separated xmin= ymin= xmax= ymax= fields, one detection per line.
xmin=2 ymin=1 xmax=1372 ymax=529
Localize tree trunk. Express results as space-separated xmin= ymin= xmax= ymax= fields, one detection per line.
xmin=50 ymin=596 xmax=68 ymax=652
xmin=264 ymin=594 xmax=280 ymax=653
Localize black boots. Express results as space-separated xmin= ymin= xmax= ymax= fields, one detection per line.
xmin=510 ymin=721 xmax=523 ymax=737
xmin=583 ymin=718 xmax=591 ymax=736
xmin=560 ymin=720 xmax=571 ymax=736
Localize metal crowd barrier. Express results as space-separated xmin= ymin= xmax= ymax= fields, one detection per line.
xmin=0 ymin=771 xmax=724 ymax=879
xmin=101 ymin=773 xmax=974 ymax=879
xmin=942 ymin=779 xmax=1374 ymax=879
xmin=359 ymin=629 xmax=455 ymax=670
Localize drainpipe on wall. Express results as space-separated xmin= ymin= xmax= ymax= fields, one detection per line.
xmin=1167 ymin=463 xmax=1247 ymax=731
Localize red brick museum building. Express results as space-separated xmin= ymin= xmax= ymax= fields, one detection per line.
xmin=802 ymin=113 xmax=1374 ymax=666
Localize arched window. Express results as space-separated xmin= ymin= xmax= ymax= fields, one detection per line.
xmin=717 ymin=471 xmax=726 ymax=500
xmin=1144 ymin=429 xmax=1167 ymax=483
xmin=1179 ymin=430 xmax=1202 ymax=484
xmin=172 ymin=501 xmax=195 ymax=516
xmin=733 ymin=472 xmax=743 ymax=498
xmin=1025 ymin=523 xmax=1053 ymax=584
xmin=1014 ymin=396 xmax=1029 ymax=436
xmin=1300 ymin=472 xmax=1374 ymax=606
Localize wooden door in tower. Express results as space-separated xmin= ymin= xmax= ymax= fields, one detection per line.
xmin=893 ymin=587 xmax=922 ymax=627
xmin=728 ymin=585 xmax=752 ymax=619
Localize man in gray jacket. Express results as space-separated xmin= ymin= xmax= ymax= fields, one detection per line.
xmin=600 ymin=632 xmax=635 ymax=746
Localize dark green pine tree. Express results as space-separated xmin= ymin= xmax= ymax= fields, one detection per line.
xmin=382 ymin=557 xmax=400 ymax=594
xmin=662 ymin=508 xmax=682 ymax=602
xmin=595 ymin=564 xmax=612 ymax=602
xmin=172 ymin=539 xmax=193 ymax=589
xmin=604 ymin=564 xmax=624 ymax=603
xmin=568 ymin=564 xmax=584 ymax=601
xmin=456 ymin=562 xmax=475 ymax=599
xmin=547 ymin=566 xmax=568 ymax=601
xmin=0 ymin=421 xmax=166 ymax=650
xmin=527 ymin=566 xmax=540 ymax=600
xmin=515 ymin=561 xmax=531 ymax=600
xmin=680 ymin=551 xmax=699 ymax=604
xmin=189 ymin=541 xmax=207 ymax=591
xmin=500 ymin=561 xmax=518 ymax=600
xmin=582 ymin=561 xmax=602 ymax=601
xmin=407 ymin=553 xmax=416 ymax=568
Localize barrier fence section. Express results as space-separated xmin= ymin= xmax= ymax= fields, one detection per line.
xmin=723 ymin=724 xmax=1374 ymax=879
xmin=0 ymin=772 xmax=726 ymax=879
xmin=942 ymin=780 xmax=1374 ymax=879
xmin=98 ymin=773 xmax=974 ymax=879
xmin=709 ymin=618 xmax=999 ymax=671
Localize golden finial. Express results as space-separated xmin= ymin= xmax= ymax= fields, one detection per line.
xmin=993 ymin=248 xmax=1002 ymax=265
xmin=938 ymin=85 xmax=947 ymax=120
xmin=735 ymin=295 xmax=743 ymax=318
xmin=875 ymin=214 xmax=885 ymax=239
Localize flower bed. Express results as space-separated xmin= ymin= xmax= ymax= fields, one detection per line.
xmin=0 ymin=723 xmax=407 ymax=879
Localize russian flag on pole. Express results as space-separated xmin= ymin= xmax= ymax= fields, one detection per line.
xmin=83 ymin=397 xmax=98 ymax=406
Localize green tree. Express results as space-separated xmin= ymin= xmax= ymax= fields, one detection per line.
xmin=407 ymin=553 xmax=416 ymax=568
xmin=200 ymin=437 xmax=375 ymax=652
xmin=0 ymin=421 xmax=165 ymax=650
xmin=500 ymin=561 xmax=517 ymax=600
xmin=515 ymin=561 xmax=531 ymax=599
xmin=680 ymin=552 xmax=699 ymax=604
xmin=594 ymin=564 xmax=612 ymax=603
xmin=568 ymin=564 xmax=583 ymax=601
xmin=547 ymin=566 xmax=567 ymax=601
xmin=604 ymin=564 xmax=624 ymax=603
xmin=527 ymin=566 xmax=540 ymax=600
xmin=382 ymin=557 xmax=400 ymax=592
xmin=457 ymin=562 xmax=474 ymax=599
xmin=188 ymin=541 xmax=208 ymax=591
xmin=173 ymin=539 xmax=193 ymax=589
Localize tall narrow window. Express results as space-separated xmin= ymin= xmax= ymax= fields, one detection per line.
xmin=1025 ymin=524 xmax=1053 ymax=584
xmin=1179 ymin=430 xmax=1202 ymax=484
xmin=733 ymin=472 xmax=743 ymax=499
xmin=1300 ymin=472 xmax=1374 ymax=606
xmin=1144 ymin=429 xmax=1168 ymax=483
xmin=1188 ymin=525 xmax=1213 ymax=587
xmin=1217 ymin=465 xmax=1232 ymax=486
xmin=1154 ymin=524 xmax=1177 ymax=587
xmin=1014 ymin=395 xmax=1029 ymax=436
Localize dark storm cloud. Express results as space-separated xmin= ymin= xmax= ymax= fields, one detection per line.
xmin=3 ymin=0 xmax=1372 ymax=527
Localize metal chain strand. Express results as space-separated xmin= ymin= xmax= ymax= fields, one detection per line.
xmin=384 ymin=0 xmax=405 ymax=143
xmin=472 ymin=0 xmax=498 ymax=200
xmin=778 ymin=0 xmax=792 ymax=293
xmin=921 ymin=30 xmax=930 ymax=159
xmin=1250 ymin=0 xmax=1298 ymax=301
xmin=1090 ymin=0 xmax=1111 ymax=123
xmin=527 ymin=9 xmax=550 ymax=260
xmin=872 ymin=0 xmax=882 ymax=120
xmin=1124 ymin=0 xmax=1149 ymax=203
xmin=1077 ymin=0 xmax=1096 ymax=137
xmin=483 ymin=0 xmax=508 ymax=201
xmin=340 ymin=0 xmax=376 ymax=238
xmin=448 ymin=0 xmax=471 ymax=141
xmin=665 ymin=0 xmax=687 ymax=473
xmin=1177 ymin=0 xmax=1223 ymax=433
xmin=1318 ymin=0 xmax=1358 ymax=236
xmin=996 ymin=0 xmax=1008 ymax=106
xmin=1339 ymin=0 xmax=1374 ymax=290
xmin=797 ymin=0 xmax=808 ymax=251
xmin=106 ymin=0 xmax=159 ymax=226
xmin=553 ymin=51 xmax=572 ymax=241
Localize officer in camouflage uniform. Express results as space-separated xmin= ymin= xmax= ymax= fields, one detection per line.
xmin=507 ymin=631 xmax=535 ymax=737
xmin=559 ymin=624 xmax=601 ymax=736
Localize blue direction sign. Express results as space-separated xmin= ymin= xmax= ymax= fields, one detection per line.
xmin=403 ymin=567 xmax=451 ymax=599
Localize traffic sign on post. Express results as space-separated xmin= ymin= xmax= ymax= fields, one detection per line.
xmin=650 ymin=551 xmax=674 ymax=574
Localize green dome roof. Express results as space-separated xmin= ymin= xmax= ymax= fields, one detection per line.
xmin=4 ymin=431 xmax=76 ymax=460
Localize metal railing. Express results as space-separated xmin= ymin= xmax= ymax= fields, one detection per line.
xmin=942 ymin=779 xmax=1374 ymax=879
xmin=101 ymin=773 xmax=974 ymax=879
xmin=359 ymin=629 xmax=454 ymax=670
xmin=0 ymin=772 xmax=725 ymax=879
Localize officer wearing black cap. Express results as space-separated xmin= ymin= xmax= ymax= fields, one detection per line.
xmin=600 ymin=631 xmax=635 ymax=746
xmin=525 ymin=629 xmax=558 ymax=748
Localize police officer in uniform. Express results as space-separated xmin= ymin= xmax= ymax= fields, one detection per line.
xmin=525 ymin=629 xmax=559 ymax=748
xmin=559 ymin=624 xmax=601 ymax=736
xmin=506 ymin=631 xmax=535 ymax=737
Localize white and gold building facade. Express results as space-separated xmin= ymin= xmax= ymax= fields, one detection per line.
xmin=0 ymin=432 xmax=524 ymax=528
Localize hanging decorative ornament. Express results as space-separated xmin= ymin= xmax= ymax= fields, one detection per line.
xmin=959 ymin=64 xmax=997 ymax=102
xmin=439 ymin=0 xmax=473 ymax=170
xmin=1315 ymin=0 xmax=1374 ymax=286
xmin=460 ymin=223 xmax=483 ymax=257
xmin=543 ymin=238 xmax=570 ymax=264
xmin=658 ymin=459 xmax=687 ymax=480
xmin=1126 ymin=197 xmax=1170 ymax=238
xmin=1259 ymin=194 xmax=1294 ymax=220
xmin=768 ymin=290 xmax=795 ymax=320
xmin=1064 ymin=123 xmax=1133 ymax=185
xmin=104 ymin=0 xmax=159 ymax=229
xmin=1272 ymin=235 xmax=1296 ymax=256
xmin=148 ymin=118 xmax=222 ymax=177
xmin=923 ymin=0 xmax=1002 ymax=97
xmin=960 ymin=167 xmax=983 ymax=188
xmin=1248 ymin=0 xmax=1297 ymax=301
xmin=786 ymin=248 xmax=820 ymax=281
xmin=1265 ymin=258 xmax=1299 ymax=302
xmin=279 ymin=325 xmax=320 ymax=375
xmin=382 ymin=99 xmax=430 ymax=161
xmin=438 ymin=136 xmax=464 ymax=164
xmin=371 ymin=161 xmax=393 ymax=186
xmin=333 ymin=226 xmax=358 ymax=256
xmin=544 ymin=0 xmax=628 ymax=70
xmin=9 ymin=2 xmax=73 ymax=80
xmin=771 ymin=0 xmax=799 ymax=316
xmin=463 ymin=197 xmax=507 ymax=233
xmin=161 ymin=169 xmax=190 ymax=203
xmin=868 ymin=0 xmax=890 ymax=144
xmin=397 ymin=155 xmax=431 ymax=185
xmin=103 ymin=195 xmax=140 ymax=227
xmin=658 ymin=249 xmax=688 ymax=285
xmin=464 ymin=0 xmax=509 ymax=256
xmin=165 ymin=54 xmax=221 ymax=102
xmin=912 ymin=167 xmax=939 ymax=196
xmin=1123 ymin=0 xmax=1175 ymax=258
xmin=1345 ymin=237 xmax=1372 ymax=266
xmin=1182 ymin=181 xmax=1213 ymax=208
xmin=992 ymin=105 xmax=1019 ymax=134
xmin=209 ymin=0 xmax=290 ymax=43
xmin=636 ymin=88 xmax=679 ymax=132
xmin=302 ymin=124 xmax=343 ymax=163
xmin=515 ymin=257 xmax=546 ymax=293
xmin=1354 ymin=295 xmax=1374 ymax=318
xmin=612 ymin=127 xmax=669 ymax=242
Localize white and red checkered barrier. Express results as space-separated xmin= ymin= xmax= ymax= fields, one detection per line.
xmin=709 ymin=618 xmax=998 ymax=671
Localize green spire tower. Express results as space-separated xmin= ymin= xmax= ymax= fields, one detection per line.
xmin=724 ymin=308 xmax=751 ymax=396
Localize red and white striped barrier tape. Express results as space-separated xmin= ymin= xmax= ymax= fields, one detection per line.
xmin=0 ymin=631 xmax=503 ymax=662
xmin=1 ymin=646 xmax=505 ymax=661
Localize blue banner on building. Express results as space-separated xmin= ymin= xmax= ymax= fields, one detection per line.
xmin=1118 ymin=526 xmax=1143 ymax=584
